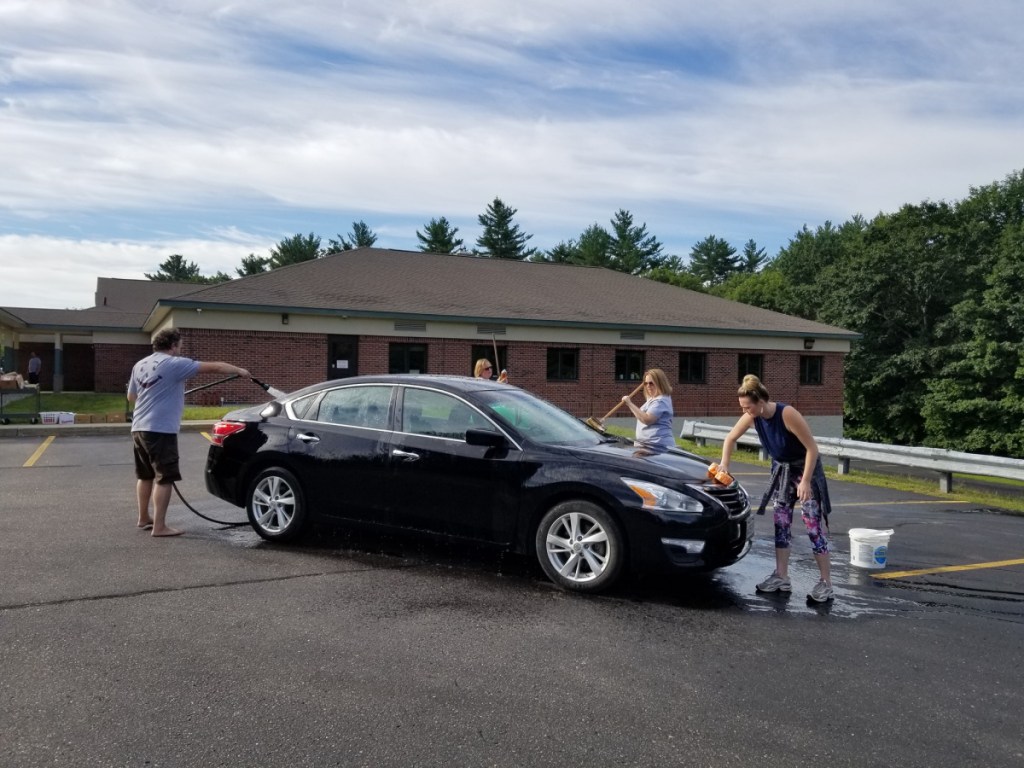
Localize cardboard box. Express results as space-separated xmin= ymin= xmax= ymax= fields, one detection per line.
xmin=40 ymin=411 xmax=75 ymax=425
xmin=74 ymin=413 xmax=95 ymax=424
xmin=105 ymin=412 xmax=125 ymax=423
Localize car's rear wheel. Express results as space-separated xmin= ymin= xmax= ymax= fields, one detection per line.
xmin=536 ymin=501 xmax=624 ymax=593
xmin=246 ymin=467 xmax=307 ymax=542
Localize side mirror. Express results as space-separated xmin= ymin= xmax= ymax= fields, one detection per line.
xmin=259 ymin=401 xmax=282 ymax=419
xmin=465 ymin=428 xmax=507 ymax=448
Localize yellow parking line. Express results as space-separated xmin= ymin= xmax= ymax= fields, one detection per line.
xmin=873 ymin=558 xmax=1024 ymax=580
xmin=23 ymin=435 xmax=57 ymax=467
xmin=200 ymin=431 xmax=212 ymax=443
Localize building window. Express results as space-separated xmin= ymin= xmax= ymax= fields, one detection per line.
xmin=471 ymin=344 xmax=506 ymax=377
xmin=800 ymin=355 xmax=824 ymax=385
xmin=738 ymin=353 xmax=764 ymax=383
xmin=546 ymin=348 xmax=578 ymax=380
xmin=389 ymin=343 xmax=427 ymax=374
xmin=679 ymin=352 xmax=707 ymax=384
xmin=614 ymin=349 xmax=645 ymax=381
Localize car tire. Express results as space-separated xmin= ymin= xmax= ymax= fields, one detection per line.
xmin=246 ymin=467 xmax=308 ymax=542
xmin=536 ymin=501 xmax=625 ymax=593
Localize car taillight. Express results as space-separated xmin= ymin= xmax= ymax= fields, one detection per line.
xmin=210 ymin=420 xmax=246 ymax=446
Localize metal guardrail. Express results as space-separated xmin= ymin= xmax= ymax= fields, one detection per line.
xmin=679 ymin=420 xmax=1024 ymax=493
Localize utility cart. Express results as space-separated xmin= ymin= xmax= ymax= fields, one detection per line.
xmin=0 ymin=384 xmax=41 ymax=424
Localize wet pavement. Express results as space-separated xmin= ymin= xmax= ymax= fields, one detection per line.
xmin=2 ymin=432 xmax=1023 ymax=767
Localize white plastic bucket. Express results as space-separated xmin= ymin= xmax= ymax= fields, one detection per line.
xmin=849 ymin=528 xmax=894 ymax=569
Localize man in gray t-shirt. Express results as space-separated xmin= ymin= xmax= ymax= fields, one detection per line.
xmin=128 ymin=328 xmax=250 ymax=537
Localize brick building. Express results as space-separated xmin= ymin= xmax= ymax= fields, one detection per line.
xmin=0 ymin=248 xmax=858 ymax=435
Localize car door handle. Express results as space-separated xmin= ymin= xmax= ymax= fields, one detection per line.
xmin=297 ymin=433 xmax=320 ymax=444
xmin=391 ymin=448 xmax=420 ymax=462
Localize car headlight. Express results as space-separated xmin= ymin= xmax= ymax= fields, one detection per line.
xmin=621 ymin=478 xmax=704 ymax=513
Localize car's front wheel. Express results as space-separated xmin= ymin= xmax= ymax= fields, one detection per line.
xmin=246 ymin=467 xmax=307 ymax=542
xmin=536 ymin=501 xmax=625 ymax=593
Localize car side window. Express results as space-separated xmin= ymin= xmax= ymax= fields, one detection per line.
xmin=289 ymin=393 xmax=319 ymax=420
xmin=316 ymin=385 xmax=392 ymax=429
xmin=402 ymin=388 xmax=491 ymax=440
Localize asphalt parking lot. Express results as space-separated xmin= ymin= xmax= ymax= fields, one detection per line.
xmin=1 ymin=429 xmax=1022 ymax=767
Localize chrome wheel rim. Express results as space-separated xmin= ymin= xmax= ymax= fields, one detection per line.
xmin=252 ymin=475 xmax=296 ymax=533
xmin=544 ymin=511 xmax=611 ymax=583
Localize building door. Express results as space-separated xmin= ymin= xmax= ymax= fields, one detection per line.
xmin=328 ymin=335 xmax=359 ymax=380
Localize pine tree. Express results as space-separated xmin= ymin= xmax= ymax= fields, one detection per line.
xmin=416 ymin=217 xmax=464 ymax=253
xmin=475 ymin=197 xmax=536 ymax=259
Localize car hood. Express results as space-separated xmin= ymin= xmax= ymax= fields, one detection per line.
xmin=568 ymin=441 xmax=710 ymax=483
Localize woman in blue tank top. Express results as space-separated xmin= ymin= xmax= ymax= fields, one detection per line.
xmin=718 ymin=374 xmax=834 ymax=603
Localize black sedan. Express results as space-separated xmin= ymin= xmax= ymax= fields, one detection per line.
xmin=205 ymin=375 xmax=753 ymax=593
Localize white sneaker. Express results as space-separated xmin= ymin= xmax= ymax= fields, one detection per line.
xmin=755 ymin=572 xmax=792 ymax=593
xmin=808 ymin=579 xmax=834 ymax=603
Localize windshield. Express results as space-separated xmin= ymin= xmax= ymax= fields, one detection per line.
xmin=476 ymin=388 xmax=605 ymax=447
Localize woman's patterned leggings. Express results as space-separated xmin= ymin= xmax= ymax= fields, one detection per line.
xmin=773 ymin=496 xmax=831 ymax=554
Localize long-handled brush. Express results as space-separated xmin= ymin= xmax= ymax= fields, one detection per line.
xmin=585 ymin=382 xmax=645 ymax=432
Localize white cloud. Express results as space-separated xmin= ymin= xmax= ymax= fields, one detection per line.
xmin=0 ymin=233 xmax=274 ymax=309
xmin=1 ymin=1 xmax=1022 ymax=308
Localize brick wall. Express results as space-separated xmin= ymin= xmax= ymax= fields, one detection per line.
xmin=92 ymin=330 xmax=845 ymax=417
xmin=358 ymin=336 xmax=844 ymax=418
xmin=180 ymin=329 xmax=326 ymax=405
xmin=95 ymin=343 xmax=151 ymax=392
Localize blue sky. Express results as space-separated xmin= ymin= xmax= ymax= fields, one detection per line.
xmin=2 ymin=1 xmax=1022 ymax=309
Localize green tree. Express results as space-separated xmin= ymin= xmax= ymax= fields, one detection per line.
xmin=237 ymin=253 xmax=271 ymax=277
xmin=144 ymin=255 xmax=227 ymax=283
xmin=923 ymin=225 xmax=1024 ymax=455
xmin=709 ymin=268 xmax=793 ymax=313
xmin=145 ymin=254 xmax=203 ymax=282
xmin=740 ymin=239 xmax=769 ymax=272
xmin=771 ymin=219 xmax=867 ymax=319
xmin=814 ymin=203 xmax=959 ymax=444
xmin=687 ymin=235 xmax=739 ymax=286
xmin=608 ymin=209 xmax=663 ymax=274
xmin=921 ymin=172 xmax=1024 ymax=455
xmin=475 ymin=197 xmax=536 ymax=259
xmin=327 ymin=221 xmax=378 ymax=252
xmin=540 ymin=239 xmax=579 ymax=264
xmin=416 ymin=217 xmax=464 ymax=253
xmin=536 ymin=224 xmax=612 ymax=267
xmin=644 ymin=256 xmax=706 ymax=291
xmin=576 ymin=224 xmax=614 ymax=267
xmin=270 ymin=233 xmax=322 ymax=268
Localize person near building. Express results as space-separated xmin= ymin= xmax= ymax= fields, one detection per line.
xmin=473 ymin=358 xmax=508 ymax=383
xmin=718 ymin=374 xmax=834 ymax=603
xmin=27 ymin=352 xmax=41 ymax=386
xmin=620 ymin=368 xmax=675 ymax=452
xmin=127 ymin=328 xmax=250 ymax=537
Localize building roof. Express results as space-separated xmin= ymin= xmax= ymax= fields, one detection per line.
xmin=94 ymin=277 xmax=201 ymax=313
xmin=156 ymin=248 xmax=856 ymax=339
xmin=1 ymin=279 xmax=204 ymax=331
xmin=2 ymin=250 xmax=857 ymax=340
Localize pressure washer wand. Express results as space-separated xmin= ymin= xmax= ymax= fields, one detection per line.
xmin=251 ymin=376 xmax=288 ymax=399
xmin=184 ymin=374 xmax=240 ymax=395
